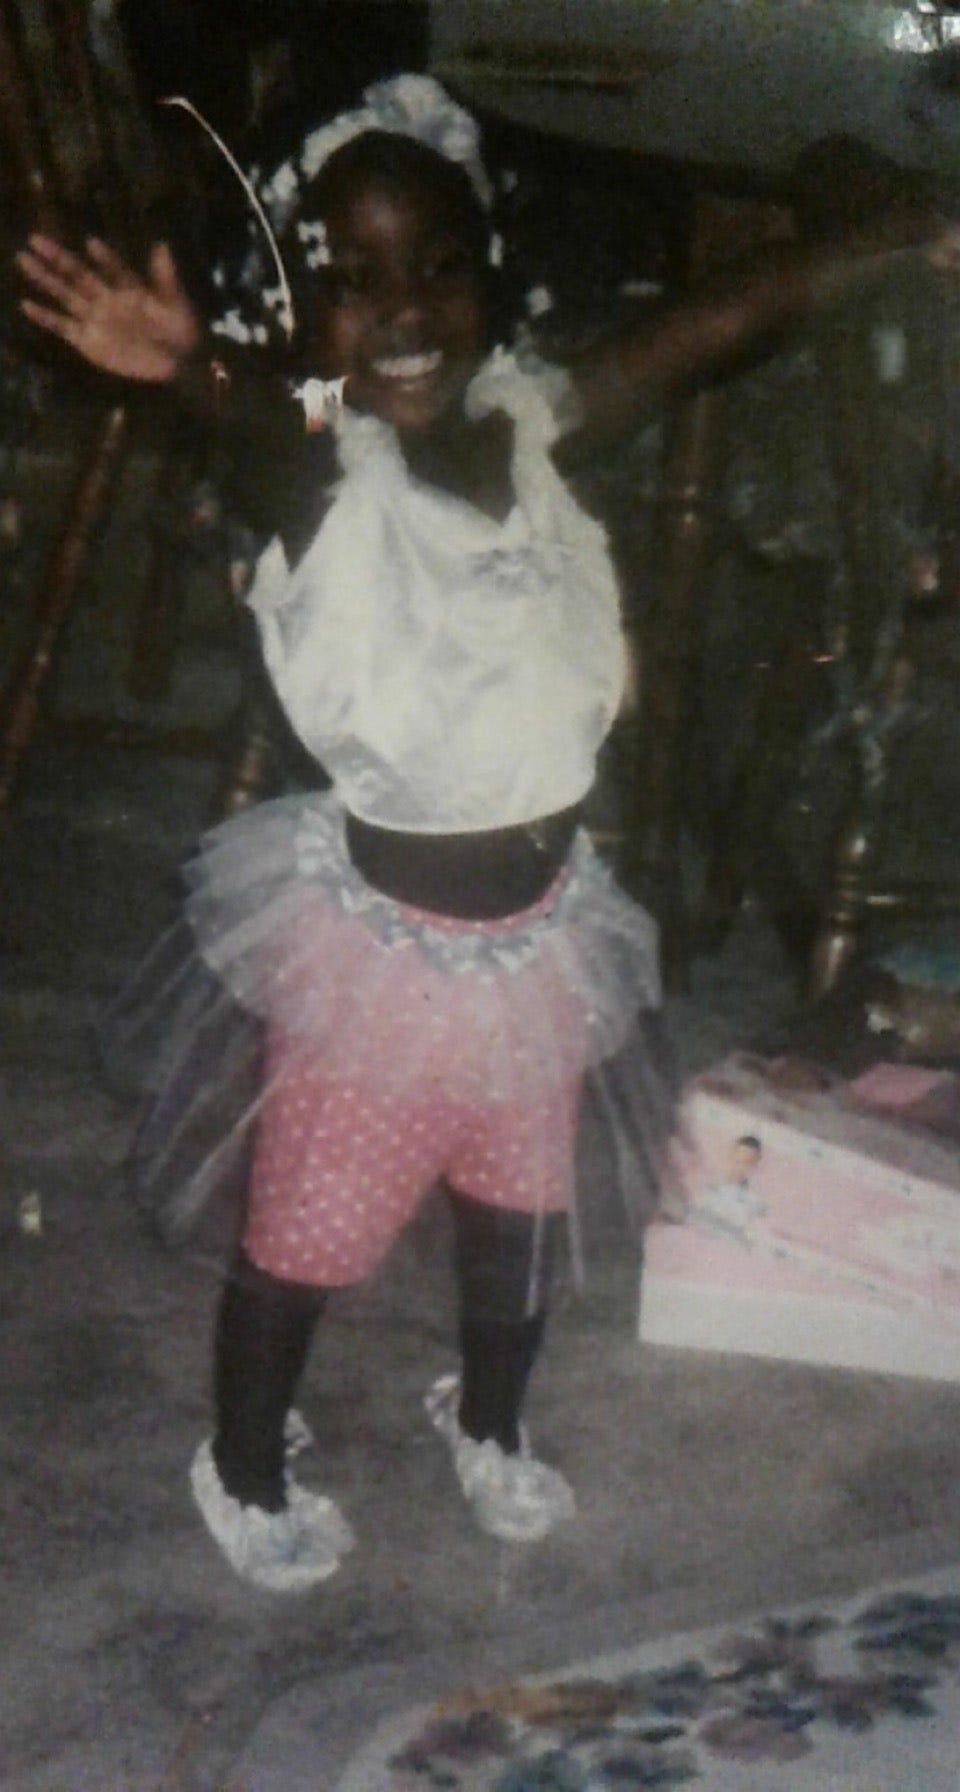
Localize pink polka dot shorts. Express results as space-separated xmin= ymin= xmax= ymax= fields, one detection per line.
xmin=243 ymin=1034 xmax=580 ymax=1286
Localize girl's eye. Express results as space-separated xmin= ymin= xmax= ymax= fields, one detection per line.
xmin=325 ymin=261 xmax=375 ymax=301
xmin=321 ymin=243 xmax=475 ymax=305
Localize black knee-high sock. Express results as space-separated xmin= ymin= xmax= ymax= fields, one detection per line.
xmin=449 ymin=1188 xmax=558 ymax=1454
xmin=212 ymin=1252 xmax=326 ymax=1512
xmin=458 ymin=1312 xmax=547 ymax=1454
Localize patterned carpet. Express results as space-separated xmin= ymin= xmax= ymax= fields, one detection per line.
xmin=337 ymin=1566 xmax=960 ymax=1791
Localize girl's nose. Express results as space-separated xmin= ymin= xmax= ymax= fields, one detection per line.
xmin=380 ymin=266 xmax=429 ymax=329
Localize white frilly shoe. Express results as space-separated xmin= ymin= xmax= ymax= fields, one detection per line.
xmin=425 ymin=1374 xmax=575 ymax=1544
xmin=190 ymin=1439 xmax=354 ymax=1592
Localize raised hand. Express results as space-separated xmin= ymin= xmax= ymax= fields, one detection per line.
xmin=17 ymin=235 xmax=201 ymax=383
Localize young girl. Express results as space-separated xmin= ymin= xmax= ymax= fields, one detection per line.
xmin=18 ymin=76 xmax=953 ymax=1593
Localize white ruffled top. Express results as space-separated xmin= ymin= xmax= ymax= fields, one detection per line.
xmin=246 ymin=348 xmax=627 ymax=834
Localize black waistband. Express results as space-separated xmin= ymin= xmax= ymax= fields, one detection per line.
xmin=345 ymin=807 xmax=582 ymax=921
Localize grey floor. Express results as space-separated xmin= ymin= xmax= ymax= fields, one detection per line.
xmin=3 ymin=735 xmax=960 ymax=1792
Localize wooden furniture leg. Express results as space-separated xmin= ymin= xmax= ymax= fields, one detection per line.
xmin=620 ymin=189 xmax=798 ymax=989
xmin=0 ymin=2 xmax=142 ymax=809
xmin=620 ymin=383 xmax=727 ymax=991
xmin=696 ymin=559 xmax=827 ymax=970
xmin=807 ymin=270 xmax=960 ymax=996
xmin=0 ymin=403 xmax=128 ymax=808
xmin=0 ymin=0 xmax=61 ymax=231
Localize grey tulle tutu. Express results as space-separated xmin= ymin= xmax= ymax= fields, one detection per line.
xmin=104 ymin=792 xmax=677 ymax=1271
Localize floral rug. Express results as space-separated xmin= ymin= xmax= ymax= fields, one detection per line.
xmin=336 ymin=1566 xmax=960 ymax=1791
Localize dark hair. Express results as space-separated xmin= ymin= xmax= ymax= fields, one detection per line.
xmin=302 ymin=129 xmax=490 ymax=264
xmin=288 ymin=129 xmax=510 ymax=346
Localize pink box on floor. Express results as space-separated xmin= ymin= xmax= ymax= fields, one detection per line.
xmin=639 ymin=1054 xmax=960 ymax=1380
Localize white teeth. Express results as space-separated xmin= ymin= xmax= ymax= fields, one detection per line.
xmin=372 ymin=350 xmax=442 ymax=381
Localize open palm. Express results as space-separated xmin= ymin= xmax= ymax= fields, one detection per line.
xmin=17 ymin=235 xmax=200 ymax=383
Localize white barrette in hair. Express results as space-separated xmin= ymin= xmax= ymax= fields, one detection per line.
xmin=296 ymin=219 xmax=332 ymax=270
xmin=295 ymin=74 xmax=492 ymax=212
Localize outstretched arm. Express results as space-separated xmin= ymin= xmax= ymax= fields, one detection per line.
xmin=17 ymin=234 xmax=201 ymax=383
xmin=556 ymin=212 xmax=959 ymax=471
xmin=17 ymin=232 xmax=339 ymax=555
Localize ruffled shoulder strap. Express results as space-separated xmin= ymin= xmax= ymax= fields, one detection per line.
xmin=465 ymin=346 xmax=576 ymax=451
xmin=333 ymin=407 xmax=404 ymax=477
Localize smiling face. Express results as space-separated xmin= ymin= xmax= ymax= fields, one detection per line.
xmin=302 ymin=136 xmax=490 ymax=442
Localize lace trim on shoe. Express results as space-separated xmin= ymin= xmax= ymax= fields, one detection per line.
xmin=190 ymin=1439 xmax=353 ymax=1592
xmin=425 ymin=1374 xmax=575 ymax=1544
